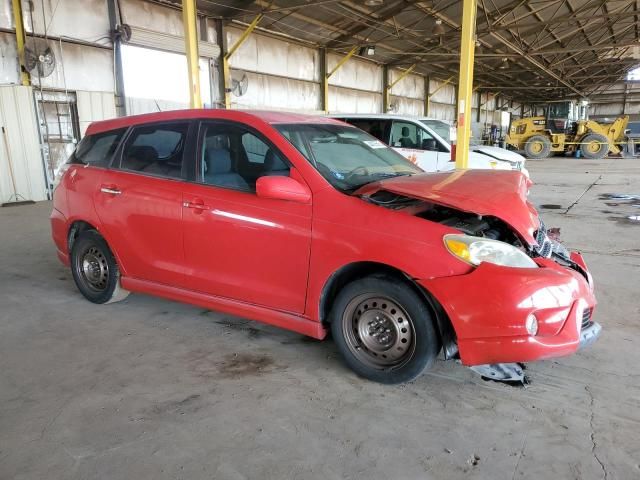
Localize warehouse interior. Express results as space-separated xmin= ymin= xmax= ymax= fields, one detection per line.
xmin=1 ymin=0 xmax=639 ymax=478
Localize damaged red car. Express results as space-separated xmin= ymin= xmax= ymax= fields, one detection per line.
xmin=50 ymin=110 xmax=600 ymax=384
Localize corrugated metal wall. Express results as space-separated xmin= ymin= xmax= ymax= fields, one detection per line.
xmin=0 ymin=86 xmax=48 ymax=203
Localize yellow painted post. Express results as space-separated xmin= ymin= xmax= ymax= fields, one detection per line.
xmin=182 ymin=0 xmax=201 ymax=108
xmin=455 ymin=0 xmax=477 ymax=169
xmin=11 ymin=0 xmax=29 ymax=86
xmin=324 ymin=46 xmax=358 ymax=113
xmin=224 ymin=14 xmax=263 ymax=109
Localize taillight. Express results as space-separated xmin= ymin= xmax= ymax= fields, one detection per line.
xmin=53 ymin=164 xmax=71 ymax=190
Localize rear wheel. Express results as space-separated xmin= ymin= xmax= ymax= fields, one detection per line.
xmin=330 ymin=276 xmax=440 ymax=384
xmin=524 ymin=135 xmax=552 ymax=159
xmin=70 ymin=230 xmax=128 ymax=304
xmin=580 ymin=133 xmax=609 ymax=159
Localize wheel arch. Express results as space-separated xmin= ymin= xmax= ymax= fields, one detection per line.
xmin=67 ymin=220 xmax=99 ymax=253
xmin=319 ymin=261 xmax=458 ymax=359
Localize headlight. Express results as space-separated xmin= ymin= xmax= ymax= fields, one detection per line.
xmin=444 ymin=234 xmax=538 ymax=268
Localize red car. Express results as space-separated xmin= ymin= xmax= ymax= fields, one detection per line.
xmin=51 ymin=110 xmax=600 ymax=384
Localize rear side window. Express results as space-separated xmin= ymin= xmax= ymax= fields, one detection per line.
xmin=120 ymin=122 xmax=189 ymax=179
xmin=346 ymin=119 xmax=388 ymax=143
xmin=69 ymin=129 xmax=125 ymax=167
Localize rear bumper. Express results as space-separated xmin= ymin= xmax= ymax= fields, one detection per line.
xmin=419 ymin=252 xmax=598 ymax=366
xmin=50 ymin=208 xmax=70 ymax=266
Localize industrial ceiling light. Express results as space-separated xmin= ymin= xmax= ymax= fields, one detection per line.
xmin=367 ymin=45 xmax=376 ymax=56
xmin=499 ymin=57 xmax=508 ymax=69
xmin=433 ymin=19 xmax=445 ymax=36
xmin=365 ymin=0 xmax=384 ymax=6
xmin=475 ymin=40 xmax=482 ymax=54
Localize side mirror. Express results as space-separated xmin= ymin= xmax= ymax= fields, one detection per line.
xmin=421 ymin=138 xmax=437 ymax=151
xmin=256 ymin=176 xmax=311 ymax=203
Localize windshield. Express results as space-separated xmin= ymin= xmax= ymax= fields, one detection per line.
xmin=421 ymin=119 xmax=451 ymax=143
xmin=275 ymin=123 xmax=422 ymax=191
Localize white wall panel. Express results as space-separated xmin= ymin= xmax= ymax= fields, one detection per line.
xmin=430 ymin=103 xmax=455 ymax=121
xmin=120 ymin=0 xmax=184 ymax=36
xmin=32 ymin=42 xmax=114 ymax=92
xmin=391 ymin=96 xmax=423 ymax=116
xmin=0 ymin=33 xmax=19 ymax=84
xmin=328 ymin=54 xmax=382 ymax=92
xmin=227 ymin=28 xmax=319 ymax=82
xmin=389 ymin=70 xmax=424 ymax=99
xmin=0 ymin=86 xmax=48 ymax=203
xmin=26 ymin=0 xmax=110 ymax=44
xmin=429 ymin=79 xmax=455 ymax=104
xmin=328 ymin=86 xmax=382 ymax=113
xmin=231 ymin=71 xmax=320 ymax=112
xmin=0 ymin=0 xmax=12 ymax=29
xmin=76 ymin=91 xmax=117 ymax=136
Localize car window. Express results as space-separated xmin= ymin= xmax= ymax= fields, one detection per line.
xmin=200 ymin=123 xmax=290 ymax=192
xmin=391 ymin=121 xmax=439 ymax=151
xmin=345 ymin=119 xmax=388 ymax=143
xmin=120 ymin=123 xmax=188 ymax=179
xmin=276 ymin=123 xmax=421 ymax=192
xmin=421 ymin=120 xmax=451 ymax=143
xmin=69 ymin=129 xmax=126 ymax=167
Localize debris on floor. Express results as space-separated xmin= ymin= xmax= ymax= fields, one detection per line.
xmin=469 ymin=363 xmax=528 ymax=386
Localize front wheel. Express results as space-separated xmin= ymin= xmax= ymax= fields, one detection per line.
xmin=580 ymin=133 xmax=609 ymax=159
xmin=330 ymin=276 xmax=440 ymax=384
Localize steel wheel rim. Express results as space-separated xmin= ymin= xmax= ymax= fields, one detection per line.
xmin=341 ymin=294 xmax=416 ymax=370
xmin=586 ymin=141 xmax=602 ymax=153
xmin=79 ymin=246 xmax=109 ymax=292
xmin=530 ymin=142 xmax=543 ymax=154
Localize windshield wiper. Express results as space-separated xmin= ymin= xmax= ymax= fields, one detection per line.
xmin=347 ymin=172 xmax=413 ymax=193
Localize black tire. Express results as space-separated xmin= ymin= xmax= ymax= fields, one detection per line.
xmin=70 ymin=230 xmax=121 ymax=304
xmin=329 ymin=275 xmax=440 ymax=384
xmin=580 ymin=133 xmax=609 ymax=159
xmin=524 ymin=135 xmax=552 ymax=159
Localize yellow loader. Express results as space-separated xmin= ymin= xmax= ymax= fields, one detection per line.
xmin=505 ymin=101 xmax=629 ymax=159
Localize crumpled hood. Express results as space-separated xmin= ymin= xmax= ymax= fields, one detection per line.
xmin=472 ymin=145 xmax=526 ymax=164
xmin=356 ymin=170 xmax=540 ymax=244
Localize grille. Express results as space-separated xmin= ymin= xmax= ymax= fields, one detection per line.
xmin=581 ymin=308 xmax=593 ymax=330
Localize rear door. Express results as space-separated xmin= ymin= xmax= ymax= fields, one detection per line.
xmin=94 ymin=121 xmax=194 ymax=286
xmin=181 ymin=120 xmax=312 ymax=313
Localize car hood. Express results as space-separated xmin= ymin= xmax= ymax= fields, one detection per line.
xmin=472 ymin=145 xmax=526 ymax=164
xmin=355 ymin=170 xmax=540 ymax=244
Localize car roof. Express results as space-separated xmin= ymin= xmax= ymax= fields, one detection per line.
xmin=329 ymin=113 xmax=450 ymax=123
xmin=85 ymin=109 xmax=345 ymax=136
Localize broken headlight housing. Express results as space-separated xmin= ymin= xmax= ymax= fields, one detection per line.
xmin=444 ymin=234 xmax=538 ymax=269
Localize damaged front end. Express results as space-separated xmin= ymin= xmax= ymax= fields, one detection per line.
xmin=355 ymin=170 xmax=600 ymax=371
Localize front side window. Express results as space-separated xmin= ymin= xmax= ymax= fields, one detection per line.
xmin=275 ymin=123 xmax=421 ymax=192
xmin=120 ymin=123 xmax=188 ymax=179
xmin=421 ymin=120 xmax=451 ymax=143
xmin=200 ymin=123 xmax=290 ymax=192
xmin=69 ymin=129 xmax=126 ymax=167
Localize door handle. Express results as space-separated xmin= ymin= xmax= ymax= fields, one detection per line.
xmin=183 ymin=199 xmax=210 ymax=211
xmin=100 ymin=185 xmax=121 ymax=195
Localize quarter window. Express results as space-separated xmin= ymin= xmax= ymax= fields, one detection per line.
xmin=120 ymin=123 xmax=188 ymax=179
xmin=69 ymin=129 xmax=125 ymax=167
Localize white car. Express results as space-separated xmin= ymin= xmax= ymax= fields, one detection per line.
xmin=331 ymin=114 xmax=528 ymax=176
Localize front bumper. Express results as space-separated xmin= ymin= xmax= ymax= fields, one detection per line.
xmin=419 ymin=251 xmax=598 ymax=366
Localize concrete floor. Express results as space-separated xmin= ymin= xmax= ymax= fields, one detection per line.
xmin=1 ymin=157 xmax=639 ymax=480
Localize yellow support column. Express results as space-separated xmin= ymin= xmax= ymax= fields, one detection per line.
xmin=182 ymin=0 xmax=202 ymax=108
xmin=323 ymin=46 xmax=358 ymax=113
xmin=224 ymin=14 xmax=263 ymax=109
xmin=455 ymin=0 xmax=477 ymax=169
xmin=12 ymin=0 xmax=29 ymax=86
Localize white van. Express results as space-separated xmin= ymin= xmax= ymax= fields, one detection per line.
xmin=331 ymin=114 xmax=527 ymax=176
